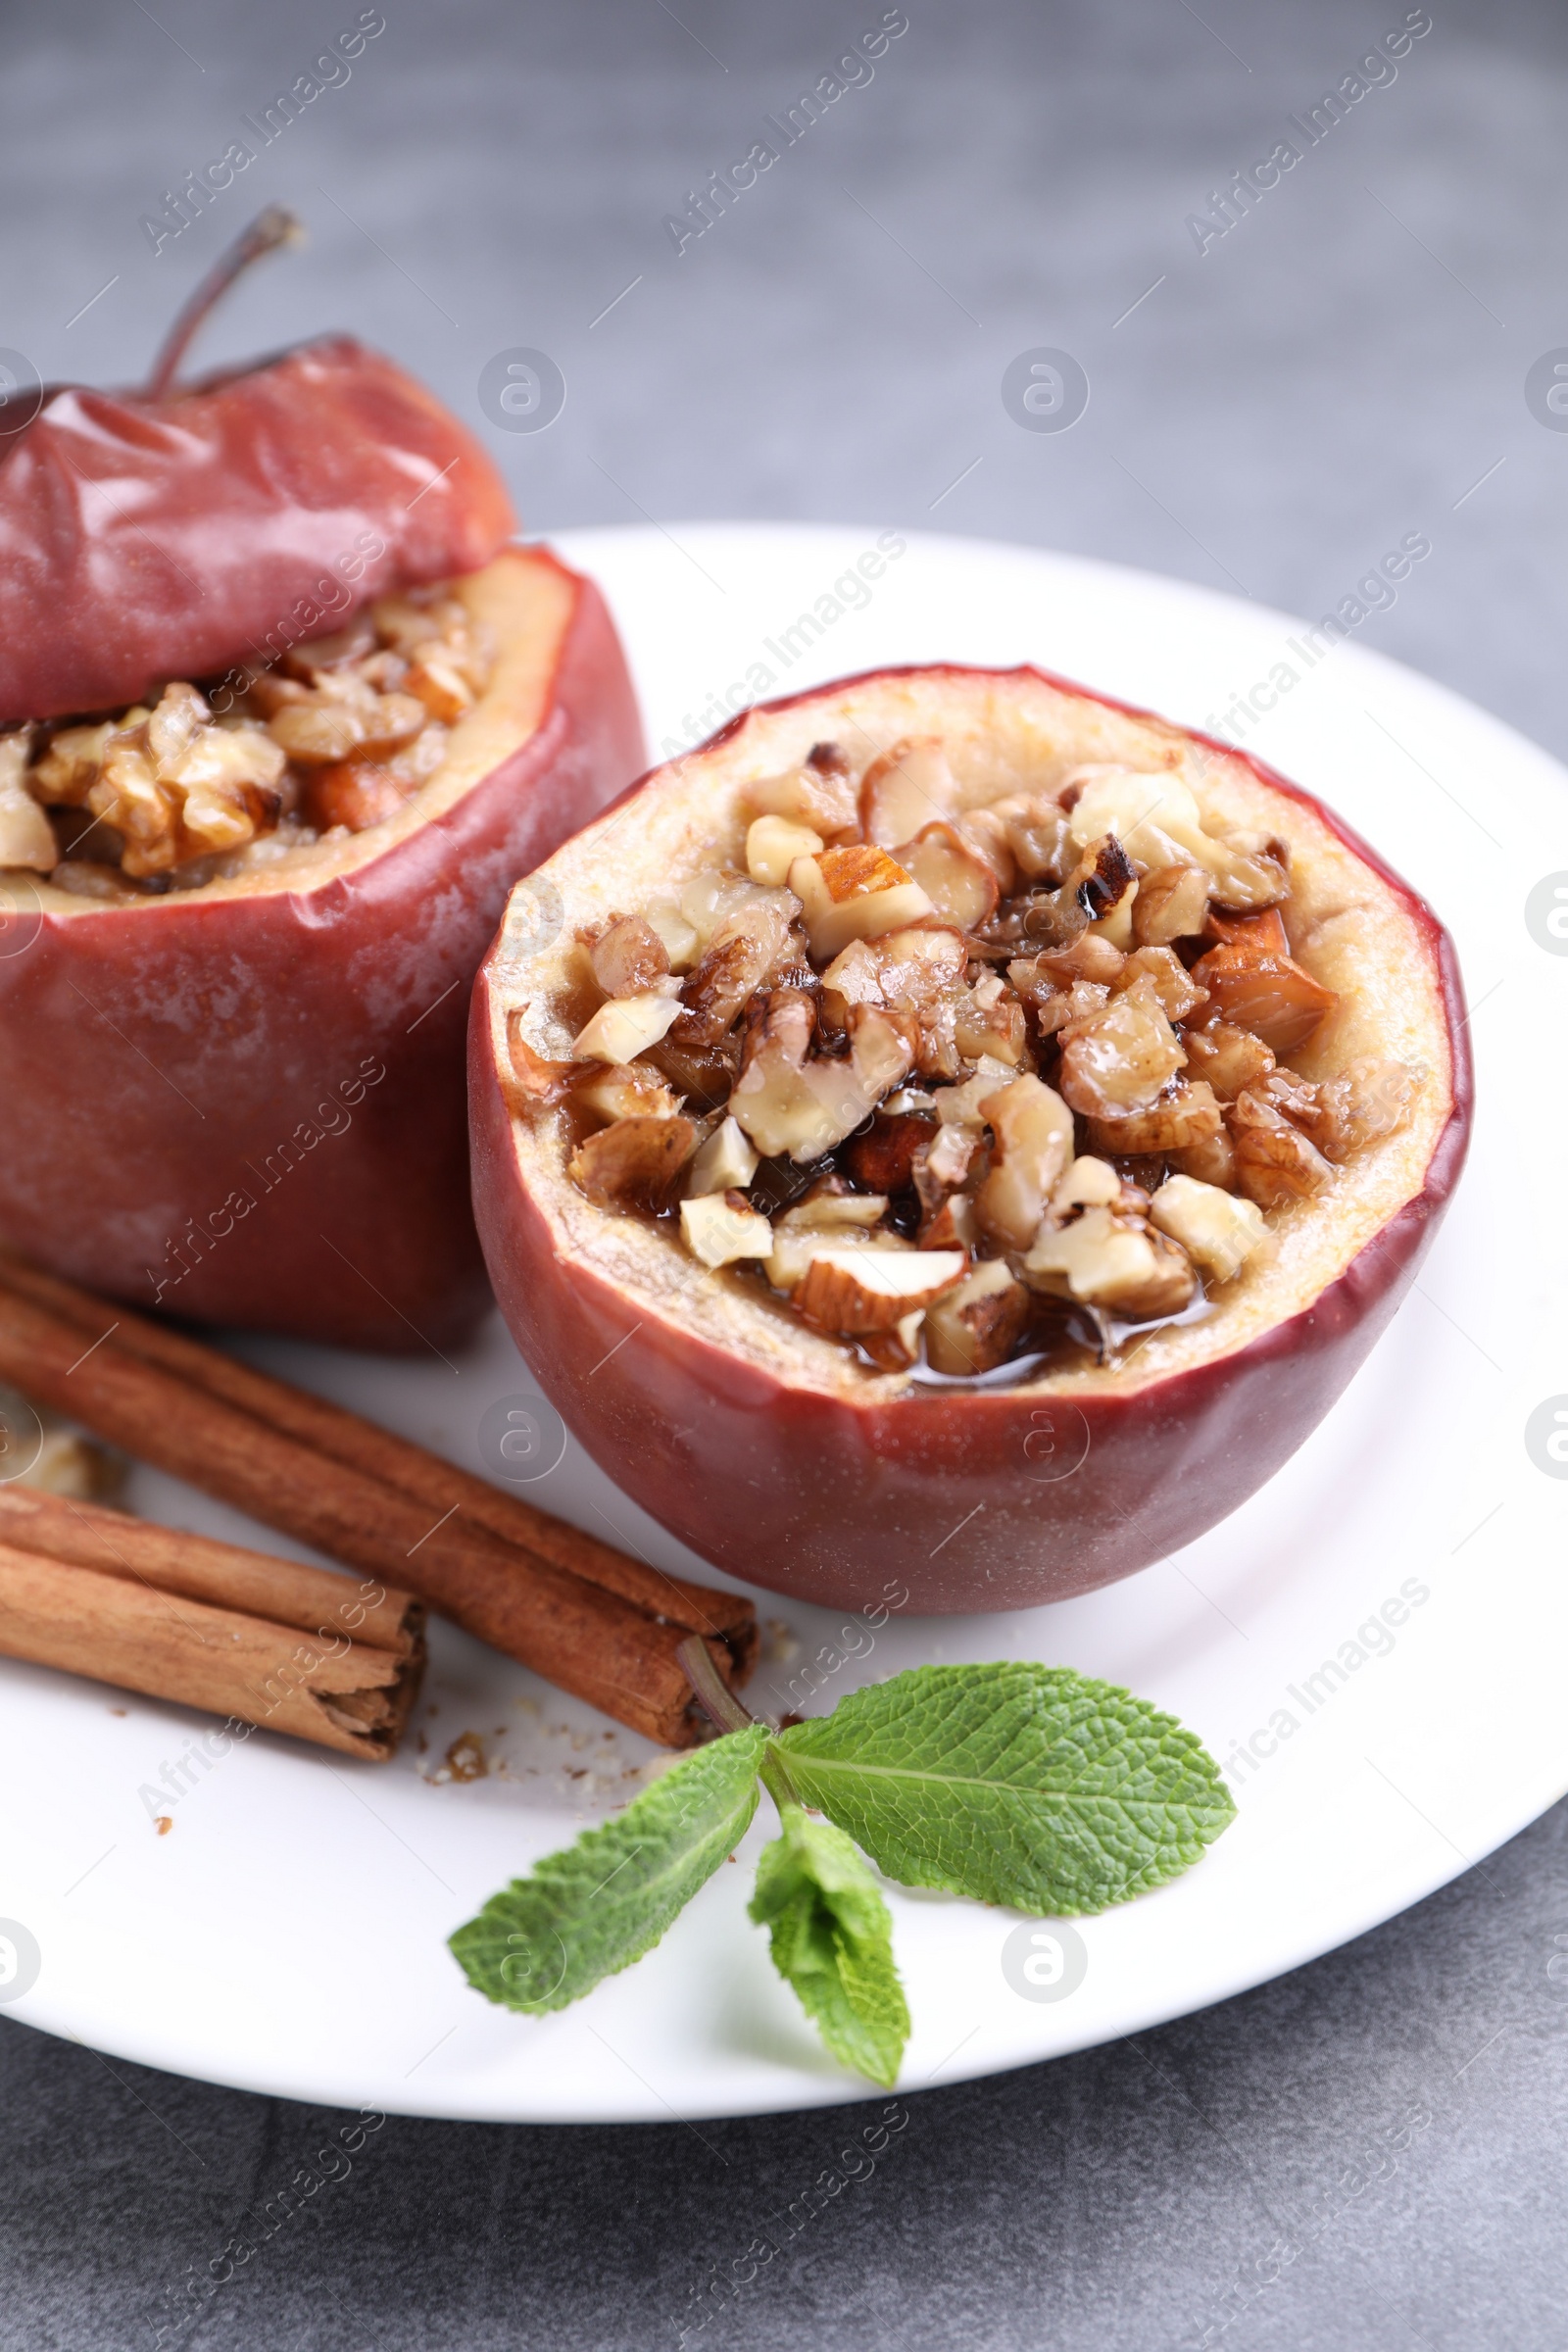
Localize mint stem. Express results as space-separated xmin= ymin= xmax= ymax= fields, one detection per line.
xmin=759 ymin=1751 xmax=807 ymax=1816
xmin=675 ymin=1636 xmax=807 ymax=1810
xmin=675 ymin=1635 xmax=758 ymax=1738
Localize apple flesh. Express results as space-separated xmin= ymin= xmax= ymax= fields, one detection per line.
xmin=0 ymin=546 xmax=645 ymax=1349
xmin=469 ymin=664 xmax=1471 ymax=1613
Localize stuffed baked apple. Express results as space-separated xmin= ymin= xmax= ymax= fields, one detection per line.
xmin=0 ymin=211 xmax=643 ymax=1348
xmin=470 ymin=663 xmax=1469 ymax=1612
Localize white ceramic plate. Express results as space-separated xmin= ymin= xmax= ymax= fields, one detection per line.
xmin=3 ymin=524 xmax=1562 ymax=2124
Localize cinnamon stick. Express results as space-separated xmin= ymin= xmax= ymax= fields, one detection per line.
xmin=0 ymin=1268 xmax=750 ymax=1746
xmin=0 ymin=1484 xmax=417 ymax=1652
xmin=0 ymin=1490 xmax=424 ymax=1759
xmin=0 ymin=1251 xmax=754 ymax=1654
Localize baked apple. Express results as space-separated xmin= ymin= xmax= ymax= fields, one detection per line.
xmin=0 ymin=212 xmax=644 ymax=1347
xmin=470 ymin=664 xmax=1470 ymax=1612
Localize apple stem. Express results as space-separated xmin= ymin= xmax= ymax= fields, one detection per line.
xmin=675 ymin=1633 xmax=760 ymax=1739
xmin=143 ymin=206 xmax=305 ymax=401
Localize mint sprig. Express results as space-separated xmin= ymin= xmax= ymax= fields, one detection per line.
xmin=449 ymin=1649 xmax=1234 ymax=2082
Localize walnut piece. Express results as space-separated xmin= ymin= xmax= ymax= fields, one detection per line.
xmin=1295 ymin=1058 xmax=1418 ymax=1160
xmin=589 ymin=915 xmax=672 ymax=1000
xmin=923 ymin=1258 xmax=1032 ymax=1376
xmin=858 ymin=737 xmax=958 ymax=847
xmin=897 ymin=823 xmax=1000 ymax=931
xmin=1084 ymin=1080 xmax=1224 ymax=1156
xmin=794 ymin=1245 xmax=967 ymax=1336
xmin=1024 ymin=1202 xmax=1196 ymax=1318
xmin=1150 ymin=1174 xmax=1267 ymax=1283
xmin=0 ymin=731 xmax=54 ymax=870
xmin=1228 ymin=1087 xmax=1334 ymax=1207
xmin=674 ymin=892 xmax=797 ymax=1046
xmin=790 ymin=845 xmax=934 ymax=959
xmin=974 ymin=1074 xmax=1075 ymax=1250
xmin=1189 ymin=943 xmax=1338 ymax=1055
xmin=679 ymin=1191 xmax=773 ymax=1267
xmin=1056 ymin=976 xmax=1186 ymax=1118
xmin=730 ymin=990 xmax=914 ymax=1161
xmin=567 ymin=1114 xmax=697 ymax=1209
xmin=1133 ymin=862 xmax=1209 ymax=946
xmin=745 ymin=760 xmax=858 ymax=837
xmin=30 ymin=684 xmax=287 ymax=878
xmin=1182 ymin=1021 xmax=1276 ymax=1102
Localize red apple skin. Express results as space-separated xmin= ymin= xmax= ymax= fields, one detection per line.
xmin=0 ymin=550 xmax=645 ymax=1352
xmin=0 ymin=338 xmax=516 ymax=724
xmin=468 ymin=663 xmax=1473 ymax=1614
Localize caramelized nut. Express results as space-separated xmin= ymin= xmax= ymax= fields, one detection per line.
xmin=897 ymin=822 xmax=1000 ymax=931
xmin=1084 ymin=1080 xmax=1223 ymax=1157
xmin=574 ymin=1062 xmax=682 ymax=1124
xmin=1133 ymin=862 xmax=1209 ymax=946
xmin=795 ymin=1246 xmax=967 ymax=1337
xmin=744 ymin=762 xmax=858 ymax=836
xmin=1182 ymin=1021 xmax=1276 ymax=1102
xmin=0 ymin=731 xmax=56 ymax=870
xmin=32 ymin=685 xmax=286 ymax=877
xmin=1112 ymin=946 xmax=1207 ymax=1023
xmin=989 ymin=790 xmax=1071 ymax=885
xmin=568 ymin=1114 xmax=697 ymax=1209
xmin=686 ymin=1115 xmax=760 ymax=1197
xmin=1150 ymin=1174 xmax=1267 ymax=1282
xmin=571 ymin=992 xmax=685 ymax=1063
xmin=729 ymin=992 xmax=914 ymax=1162
xmin=303 ymin=762 xmax=407 ymax=833
xmin=923 ymin=1258 xmax=1032 ymax=1375
xmin=1229 ymin=1090 xmax=1334 ymax=1207
xmin=675 ymin=895 xmax=797 ymax=1046
xmin=1057 ymin=976 xmax=1186 ymax=1118
xmin=1295 ymin=1057 xmax=1418 ymax=1159
xmin=847 ymin=1109 xmax=934 ymax=1196
xmin=858 ymin=737 xmax=958 ymax=847
xmin=777 ymin=1180 xmax=890 ymax=1232
xmin=747 ymin=813 xmax=823 ymax=888
xmin=1167 ymin=1129 xmax=1238 ymax=1190
xmin=403 ymin=652 xmax=476 ymax=724
xmin=1201 ymin=905 xmax=1289 ymax=956
xmin=1024 ymin=1203 xmax=1196 ymax=1318
xmin=505 ymin=1016 xmax=584 ymax=1107
xmin=679 ymin=1191 xmax=773 ymax=1267
xmin=790 ymin=844 xmax=934 ymax=959
xmin=1189 ymin=944 xmax=1337 ymax=1055
xmin=974 ymin=1073 xmax=1075 ymax=1250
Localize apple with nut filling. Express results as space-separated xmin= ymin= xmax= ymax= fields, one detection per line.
xmin=469 ymin=664 xmax=1470 ymax=1612
xmin=0 ymin=211 xmax=644 ymax=1347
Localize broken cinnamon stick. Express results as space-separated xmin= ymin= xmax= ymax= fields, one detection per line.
xmin=0 ymin=1250 xmax=754 ymax=1654
xmin=0 ymin=1263 xmax=752 ymax=1746
xmin=0 ymin=1488 xmax=424 ymax=1759
xmin=0 ymin=1483 xmax=417 ymax=1651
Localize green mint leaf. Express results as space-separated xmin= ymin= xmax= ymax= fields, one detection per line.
xmin=749 ymin=1797 xmax=909 ymax=2088
xmin=774 ymin=1663 xmax=1235 ymax=1915
xmin=449 ymin=1724 xmax=767 ymax=2013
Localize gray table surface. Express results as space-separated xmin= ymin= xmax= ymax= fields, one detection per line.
xmin=2 ymin=1 xmax=1565 ymax=2344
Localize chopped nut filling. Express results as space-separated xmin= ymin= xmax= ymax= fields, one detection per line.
xmin=6 ymin=584 xmax=494 ymax=895
xmin=534 ymin=735 xmax=1420 ymax=1378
